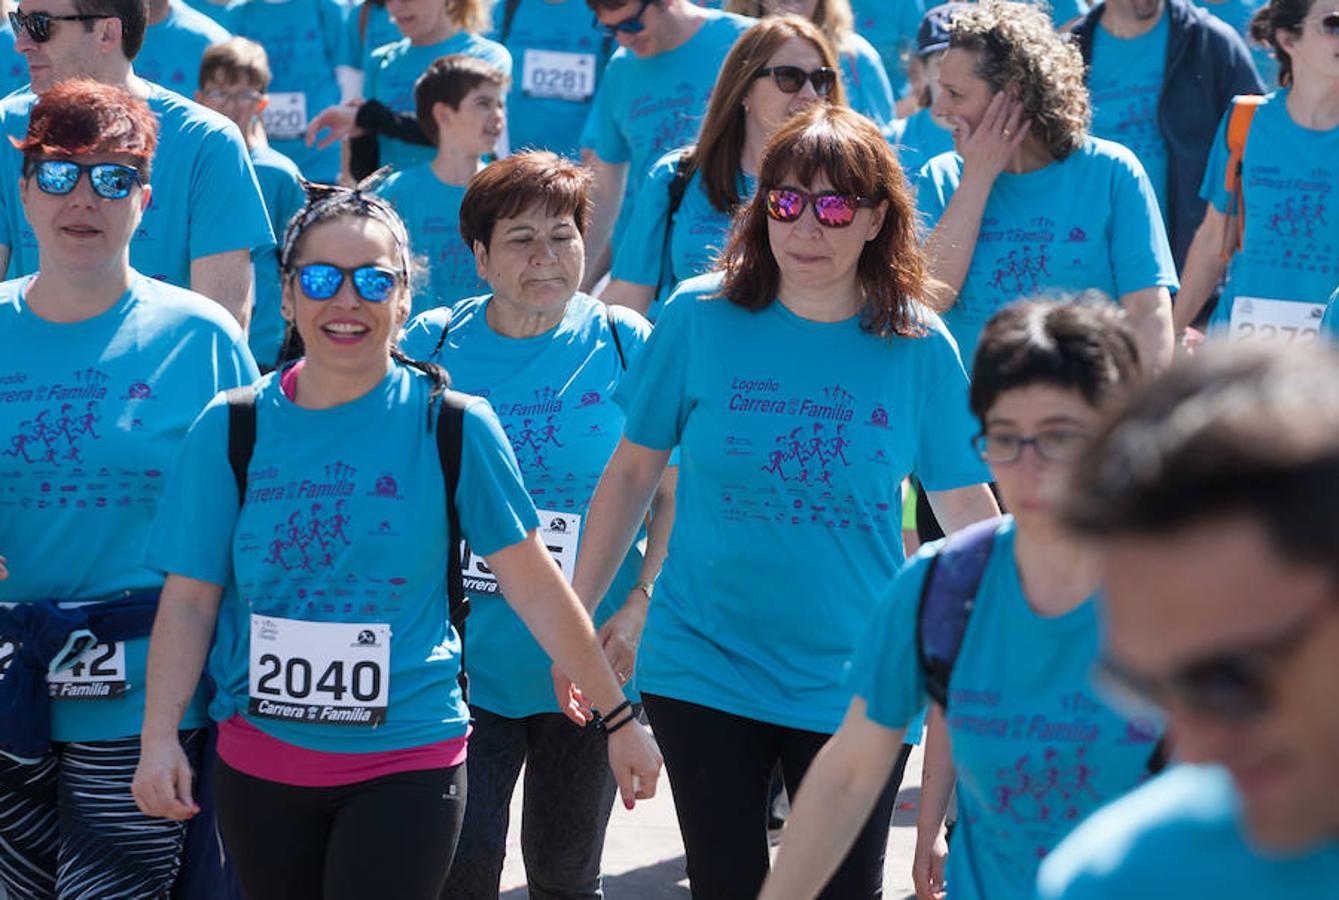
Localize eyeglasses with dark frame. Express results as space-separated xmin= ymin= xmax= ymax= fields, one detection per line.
xmin=1093 ymin=601 xmax=1337 ymax=723
xmin=972 ymin=429 xmax=1094 ymax=464
xmin=754 ymin=65 xmax=838 ymax=97
xmin=9 ymin=9 xmax=113 ymax=43
xmin=592 ymin=0 xmax=655 ymax=38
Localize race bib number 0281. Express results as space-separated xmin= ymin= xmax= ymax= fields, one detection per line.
xmin=1229 ymin=297 xmax=1324 ymax=344
xmin=46 ymin=641 xmax=128 ymax=699
xmin=461 ymin=510 xmax=582 ymax=593
xmin=521 ymin=49 xmax=596 ymax=101
xmin=249 ymin=616 xmax=390 ymax=727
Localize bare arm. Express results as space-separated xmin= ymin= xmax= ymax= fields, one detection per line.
xmin=1119 ymin=286 xmax=1174 ymax=375
xmin=598 ymin=465 xmax=677 ymax=681
xmin=487 ymin=531 xmax=663 ymax=807
xmin=1173 ymin=207 xmax=1230 ymax=333
xmin=132 ymin=574 xmax=224 ymax=821
xmin=926 ymin=483 xmax=1000 ymax=534
xmin=923 ymin=95 xmax=1028 ymax=313
xmin=760 ymin=699 xmax=907 ymax=900
xmin=0 ymin=243 xmax=9 ymax=277
xmin=191 ymin=249 xmax=255 ymax=331
xmin=581 ymin=152 xmax=628 ymax=291
xmin=600 ymin=278 xmax=656 ymax=317
xmin=913 ymin=706 xmax=956 ymax=900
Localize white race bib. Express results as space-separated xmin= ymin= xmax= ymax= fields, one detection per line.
xmin=521 ymin=49 xmax=597 ymax=102
xmin=248 ymin=616 xmax=390 ymax=726
xmin=1228 ymin=297 xmax=1324 ymax=344
xmin=262 ymin=92 xmax=308 ymax=141
xmin=460 ymin=509 xmax=582 ymax=593
xmin=46 ymin=641 xmax=128 ymax=700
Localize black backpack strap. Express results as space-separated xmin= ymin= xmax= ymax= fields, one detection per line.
xmin=916 ymin=515 xmax=1006 ymax=710
xmin=655 ymin=149 xmax=697 ymax=296
xmin=435 ymin=390 xmax=470 ymax=700
xmin=605 ymin=304 xmax=627 ymax=371
xmin=499 ymin=0 xmax=521 ymax=44
xmin=430 ymin=308 xmax=454 ymax=360
xmin=225 ymin=386 xmax=258 ymax=507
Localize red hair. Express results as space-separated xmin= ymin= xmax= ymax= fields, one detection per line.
xmin=14 ymin=79 xmax=158 ymax=178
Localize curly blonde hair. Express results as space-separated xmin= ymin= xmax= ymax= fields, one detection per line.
xmin=948 ymin=1 xmax=1089 ymax=160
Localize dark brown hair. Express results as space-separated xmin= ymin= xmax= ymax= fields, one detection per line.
xmin=717 ymin=104 xmax=927 ymax=338
xmin=415 ymin=54 xmax=508 ymax=146
xmin=458 ymin=151 xmax=592 ymax=248
xmin=1064 ymin=344 xmax=1339 ymax=584
xmin=1249 ymin=0 xmax=1314 ymax=87
xmin=17 ymin=79 xmax=158 ymax=180
xmin=969 ymin=296 xmax=1141 ymax=423
xmin=692 ymin=15 xmax=844 ymax=214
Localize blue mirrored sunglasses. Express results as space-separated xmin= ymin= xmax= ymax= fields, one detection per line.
xmin=29 ymin=160 xmax=143 ymax=200
xmin=293 ymin=264 xmax=401 ymax=302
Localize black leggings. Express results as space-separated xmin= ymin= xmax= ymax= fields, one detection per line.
xmin=643 ymin=694 xmax=905 ymax=900
xmin=214 ymin=758 xmax=466 ymax=900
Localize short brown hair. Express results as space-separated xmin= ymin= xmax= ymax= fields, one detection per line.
xmin=199 ymin=37 xmax=272 ymax=92
xmin=692 ymin=15 xmax=844 ymax=214
xmin=414 ymin=54 xmax=508 ymax=146
xmin=458 ymin=151 xmax=592 ymax=248
xmin=718 ymin=104 xmax=927 ymax=338
xmin=16 ymin=79 xmax=158 ymax=180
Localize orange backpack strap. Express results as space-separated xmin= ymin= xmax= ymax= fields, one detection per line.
xmin=1221 ymin=94 xmax=1265 ymax=261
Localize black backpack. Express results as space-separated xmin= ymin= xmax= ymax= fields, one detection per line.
xmin=915 ymin=515 xmax=1167 ymax=773
xmin=224 ymin=384 xmax=474 ymax=699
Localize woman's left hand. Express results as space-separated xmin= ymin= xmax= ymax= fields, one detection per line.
xmin=598 ymin=596 xmax=647 ymax=687
xmin=306 ymin=102 xmax=364 ymax=150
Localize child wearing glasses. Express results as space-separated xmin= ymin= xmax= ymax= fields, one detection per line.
xmin=762 ymin=297 xmax=1160 ymax=900
xmin=570 ymin=103 xmax=999 ymax=897
xmin=602 ymin=15 xmax=843 ymax=319
xmin=371 ymin=54 xmax=504 ymax=318
xmin=1171 ymin=0 xmax=1339 ymax=345
xmin=197 ymin=38 xmax=306 ymax=372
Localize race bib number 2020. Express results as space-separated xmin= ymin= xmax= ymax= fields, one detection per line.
xmin=249 ymin=616 xmax=390 ymax=727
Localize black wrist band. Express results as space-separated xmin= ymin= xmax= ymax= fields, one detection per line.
xmin=593 ymin=699 xmax=633 ymax=731
xmin=603 ymin=710 xmax=638 ymax=736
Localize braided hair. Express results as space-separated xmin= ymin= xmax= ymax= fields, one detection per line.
xmin=277 ymin=170 xmax=451 ymax=405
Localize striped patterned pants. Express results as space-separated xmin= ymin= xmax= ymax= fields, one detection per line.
xmin=0 ymin=730 xmax=205 ymax=900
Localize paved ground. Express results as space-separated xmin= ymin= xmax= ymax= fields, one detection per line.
xmin=498 ymin=743 xmax=923 ymax=899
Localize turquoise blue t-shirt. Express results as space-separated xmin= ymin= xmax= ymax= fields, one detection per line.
xmin=374 ymin=164 xmax=482 ymax=317
xmin=181 ymin=0 xmax=234 ymax=29
xmin=135 ymin=0 xmax=232 ymax=94
xmin=579 ymin=10 xmax=751 ymax=247
xmin=839 ymin=34 xmax=896 ymax=131
xmin=1038 ymin=764 xmax=1339 ymax=898
xmin=249 ymin=144 xmax=306 ymax=370
xmin=490 ymin=0 xmax=613 ymax=160
xmin=0 ymin=274 xmax=258 ymax=742
xmin=353 ymin=1 xmax=403 ymax=75
xmin=849 ymin=0 xmax=922 ymax=99
xmin=220 ymin=0 xmax=359 ymax=183
xmin=400 ymin=293 xmax=651 ymax=717
xmin=1195 ymin=0 xmax=1275 ymax=88
xmin=915 ymin=136 xmax=1179 ymax=365
xmin=1198 ymin=90 xmax=1339 ymax=339
xmin=886 ymin=107 xmax=953 ymax=177
xmin=614 ymin=273 xmax=990 ymax=732
xmin=610 ymin=148 xmax=754 ymax=313
xmin=0 ymin=20 xmax=28 ymax=98
xmin=144 ymin=364 xmax=539 ymax=752
xmin=366 ymin=33 xmax=512 ymax=173
xmin=1087 ymin=9 xmax=1171 ymax=218
xmin=850 ymin=519 xmax=1163 ymax=900
xmin=0 ymin=85 xmax=274 ymax=287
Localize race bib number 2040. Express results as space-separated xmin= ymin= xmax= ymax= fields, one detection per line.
xmin=249 ymin=616 xmax=390 ymax=727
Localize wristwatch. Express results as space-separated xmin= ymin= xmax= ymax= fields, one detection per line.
xmin=632 ymin=580 xmax=655 ymax=602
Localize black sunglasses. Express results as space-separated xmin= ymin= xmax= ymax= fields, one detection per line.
xmin=593 ymin=0 xmax=654 ymax=38
xmin=755 ymin=65 xmax=838 ymax=97
xmin=9 ymin=9 xmax=111 ymax=43
xmin=1093 ymin=601 xmax=1335 ymax=722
